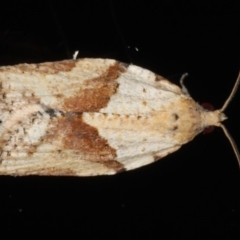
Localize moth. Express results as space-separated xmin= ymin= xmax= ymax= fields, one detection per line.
xmin=0 ymin=58 xmax=239 ymax=176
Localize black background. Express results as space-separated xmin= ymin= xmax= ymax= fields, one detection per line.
xmin=0 ymin=0 xmax=240 ymax=239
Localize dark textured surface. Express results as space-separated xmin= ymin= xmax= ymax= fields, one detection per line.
xmin=0 ymin=0 xmax=239 ymax=238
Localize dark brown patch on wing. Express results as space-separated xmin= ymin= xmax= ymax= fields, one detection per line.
xmin=7 ymin=166 xmax=77 ymax=176
xmin=0 ymin=60 xmax=76 ymax=75
xmin=155 ymin=74 xmax=166 ymax=82
xmin=153 ymin=155 xmax=162 ymax=162
xmin=27 ymin=167 xmax=77 ymax=176
xmin=34 ymin=60 xmax=77 ymax=74
xmin=104 ymin=160 xmax=125 ymax=172
xmin=63 ymin=62 xmax=126 ymax=112
xmin=45 ymin=113 xmax=117 ymax=163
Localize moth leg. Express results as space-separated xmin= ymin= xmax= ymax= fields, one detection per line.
xmin=180 ymin=73 xmax=190 ymax=96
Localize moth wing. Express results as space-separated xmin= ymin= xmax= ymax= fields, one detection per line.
xmin=0 ymin=59 xmax=122 ymax=113
xmin=0 ymin=59 xmax=185 ymax=176
xmin=126 ymin=64 xmax=183 ymax=93
xmin=0 ymin=146 xmax=181 ymax=176
xmin=121 ymin=145 xmax=181 ymax=171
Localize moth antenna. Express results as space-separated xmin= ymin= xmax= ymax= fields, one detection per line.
xmin=180 ymin=73 xmax=190 ymax=96
xmin=218 ymin=71 xmax=240 ymax=167
xmin=220 ymin=124 xmax=240 ymax=168
xmin=220 ymin=71 xmax=240 ymax=112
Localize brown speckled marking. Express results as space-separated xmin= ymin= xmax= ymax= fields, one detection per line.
xmin=153 ymin=155 xmax=162 ymax=162
xmin=0 ymin=110 xmax=49 ymax=161
xmin=25 ymin=167 xmax=77 ymax=176
xmin=0 ymin=60 xmax=77 ymax=75
xmin=103 ymin=160 xmax=125 ymax=172
xmin=27 ymin=144 xmax=38 ymax=156
xmin=63 ymin=62 xmax=125 ymax=112
xmin=44 ymin=113 xmax=124 ymax=171
xmin=116 ymin=167 xmax=126 ymax=173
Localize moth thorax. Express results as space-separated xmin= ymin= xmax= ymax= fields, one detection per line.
xmin=201 ymin=110 xmax=227 ymax=127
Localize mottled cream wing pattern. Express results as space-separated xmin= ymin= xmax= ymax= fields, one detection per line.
xmin=0 ymin=59 xmax=220 ymax=176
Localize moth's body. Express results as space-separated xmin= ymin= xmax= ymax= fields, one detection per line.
xmin=0 ymin=59 xmax=228 ymax=176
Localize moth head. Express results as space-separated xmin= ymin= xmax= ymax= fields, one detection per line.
xmin=193 ymin=71 xmax=240 ymax=167
xmin=213 ymin=71 xmax=240 ymax=167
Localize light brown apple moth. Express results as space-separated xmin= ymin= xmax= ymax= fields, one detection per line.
xmin=0 ymin=58 xmax=239 ymax=176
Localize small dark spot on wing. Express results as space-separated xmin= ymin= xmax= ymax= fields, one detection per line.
xmin=44 ymin=108 xmax=57 ymax=118
xmin=172 ymin=125 xmax=178 ymax=131
xmin=173 ymin=113 xmax=179 ymax=120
